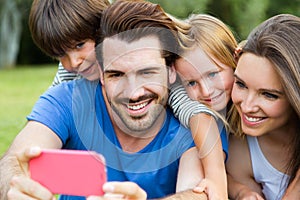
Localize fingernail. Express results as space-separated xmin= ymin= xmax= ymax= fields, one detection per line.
xmin=193 ymin=186 xmax=204 ymax=193
xmin=30 ymin=146 xmax=41 ymax=154
xmin=103 ymin=183 xmax=114 ymax=192
xmin=87 ymin=196 xmax=99 ymax=200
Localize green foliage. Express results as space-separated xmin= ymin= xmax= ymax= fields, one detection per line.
xmin=149 ymin=0 xmax=210 ymax=18
xmin=267 ymin=0 xmax=300 ymax=17
xmin=2 ymin=0 xmax=300 ymax=65
xmin=230 ymin=0 xmax=269 ymax=40
xmin=0 ymin=65 xmax=57 ymax=156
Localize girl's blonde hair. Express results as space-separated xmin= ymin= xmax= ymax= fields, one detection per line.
xmin=171 ymin=13 xmax=239 ymax=132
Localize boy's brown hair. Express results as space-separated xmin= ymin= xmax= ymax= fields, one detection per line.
xmin=29 ymin=0 xmax=110 ymax=58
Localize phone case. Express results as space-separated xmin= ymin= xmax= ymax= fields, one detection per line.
xmin=29 ymin=149 xmax=106 ymax=196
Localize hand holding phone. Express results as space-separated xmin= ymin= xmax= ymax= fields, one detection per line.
xmin=29 ymin=149 xmax=106 ymax=196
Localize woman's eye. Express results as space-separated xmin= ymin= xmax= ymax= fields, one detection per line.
xmin=263 ymin=92 xmax=279 ymax=100
xmin=235 ymin=80 xmax=246 ymax=89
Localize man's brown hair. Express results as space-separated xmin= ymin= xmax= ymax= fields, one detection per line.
xmin=96 ymin=0 xmax=179 ymax=69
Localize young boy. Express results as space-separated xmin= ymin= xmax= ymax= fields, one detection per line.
xmin=29 ymin=0 xmax=110 ymax=86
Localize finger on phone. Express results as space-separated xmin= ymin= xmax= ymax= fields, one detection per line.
xmin=16 ymin=146 xmax=42 ymax=176
xmin=9 ymin=175 xmax=54 ymax=200
xmin=103 ymin=182 xmax=147 ymax=199
xmin=17 ymin=146 xmax=42 ymax=163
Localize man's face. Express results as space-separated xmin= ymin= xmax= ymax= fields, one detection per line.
xmin=100 ymin=35 xmax=176 ymax=137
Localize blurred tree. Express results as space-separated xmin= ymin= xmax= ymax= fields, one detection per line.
xmin=230 ymin=0 xmax=269 ymax=40
xmin=206 ymin=0 xmax=269 ymax=40
xmin=16 ymin=0 xmax=54 ymax=65
xmin=267 ymin=0 xmax=300 ymax=17
xmin=0 ymin=0 xmax=53 ymax=69
xmin=0 ymin=0 xmax=22 ymax=68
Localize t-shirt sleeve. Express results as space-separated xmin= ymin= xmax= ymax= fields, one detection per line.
xmin=220 ymin=127 xmax=229 ymax=162
xmin=27 ymin=83 xmax=74 ymax=144
xmin=168 ymin=81 xmax=216 ymax=128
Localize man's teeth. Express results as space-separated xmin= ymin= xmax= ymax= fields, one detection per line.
xmin=128 ymin=102 xmax=148 ymax=110
xmin=245 ymin=115 xmax=261 ymax=122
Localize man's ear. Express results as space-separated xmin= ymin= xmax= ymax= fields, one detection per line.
xmin=98 ymin=62 xmax=105 ymax=85
xmin=168 ymin=63 xmax=177 ymax=84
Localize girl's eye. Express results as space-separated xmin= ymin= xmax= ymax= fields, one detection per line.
xmin=208 ymin=71 xmax=218 ymax=78
xmin=262 ymin=92 xmax=279 ymax=100
xmin=235 ymin=80 xmax=246 ymax=89
xmin=187 ymin=81 xmax=197 ymax=87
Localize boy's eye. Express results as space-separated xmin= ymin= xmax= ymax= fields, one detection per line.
xmin=75 ymin=42 xmax=85 ymax=49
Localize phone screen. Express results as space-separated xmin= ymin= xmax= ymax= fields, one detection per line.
xmin=29 ymin=149 xmax=106 ymax=196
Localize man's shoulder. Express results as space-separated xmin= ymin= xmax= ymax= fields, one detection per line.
xmin=166 ymin=107 xmax=191 ymax=133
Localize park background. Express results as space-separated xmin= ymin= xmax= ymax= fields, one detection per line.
xmin=0 ymin=0 xmax=299 ymax=156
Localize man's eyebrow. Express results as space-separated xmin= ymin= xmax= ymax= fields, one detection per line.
xmin=139 ymin=66 xmax=162 ymax=71
xmin=104 ymin=66 xmax=163 ymax=73
xmin=104 ymin=69 xmax=122 ymax=73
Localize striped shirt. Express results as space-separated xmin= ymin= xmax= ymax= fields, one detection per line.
xmin=168 ymin=81 xmax=216 ymax=128
xmin=51 ymin=63 xmax=82 ymax=87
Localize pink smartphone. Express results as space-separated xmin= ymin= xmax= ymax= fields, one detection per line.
xmin=29 ymin=149 xmax=106 ymax=196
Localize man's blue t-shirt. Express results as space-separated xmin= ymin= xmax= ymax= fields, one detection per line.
xmin=27 ymin=79 xmax=195 ymax=199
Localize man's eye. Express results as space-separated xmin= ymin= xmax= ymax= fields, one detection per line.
xmin=141 ymin=70 xmax=156 ymax=77
xmin=108 ymin=73 xmax=123 ymax=78
xmin=187 ymin=81 xmax=197 ymax=87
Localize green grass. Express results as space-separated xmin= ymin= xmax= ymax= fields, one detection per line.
xmin=0 ymin=65 xmax=57 ymax=156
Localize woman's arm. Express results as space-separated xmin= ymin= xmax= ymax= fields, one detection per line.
xmin=226 ymin=135 xmax=264 ymax=199
xmin=282 ymin=169 xmax=300 ymax=199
